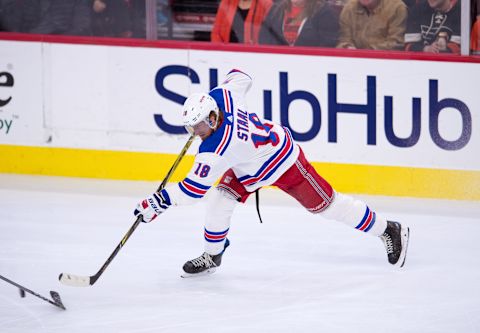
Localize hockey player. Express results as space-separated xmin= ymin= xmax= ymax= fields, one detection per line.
xmin=134 ymin=69 xmax=410 ymax=276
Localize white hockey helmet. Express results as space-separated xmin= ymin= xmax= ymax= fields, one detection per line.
xmin=182 ymin=92 xmax=219 ymax=136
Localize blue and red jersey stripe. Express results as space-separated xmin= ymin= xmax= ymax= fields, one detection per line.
xmin=199 ymin=88 xmax=234 ymax=156
xmin=214 ymin=89 xmax=234 ymax=155
xmin=178 ymin=178 xmax=211 ymax=199
xmin=238 ymin=128 xmax=294 ymax=187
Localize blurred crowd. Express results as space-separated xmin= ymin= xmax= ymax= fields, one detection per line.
xmin=212 ymin=0 xmax=478 ymax=55
xmin=0 ymin=0 xmax=146 ymax=38
xmin=0 ymin=0 xmax=478 ymax=55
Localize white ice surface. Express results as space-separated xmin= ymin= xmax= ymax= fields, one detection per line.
xmin=0 ymin=174 xmax=479 ymax=333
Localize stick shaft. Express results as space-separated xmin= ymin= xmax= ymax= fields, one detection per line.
xmin=158 ymin=135 xmax=195 ymax=191
xmin=0 ymin=274 xmax=64 ymax=309
xmin=89 ymin=135 xmax=195 ymax=285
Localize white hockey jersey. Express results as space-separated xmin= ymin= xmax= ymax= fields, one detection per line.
xmin=165 ymin=69 xmax=300 ymax=206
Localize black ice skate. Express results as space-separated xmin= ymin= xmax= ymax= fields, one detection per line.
xmin=380 ymin=221 xmax=410 ymax=267
xmin=181 ymin=239 xmax=230 ymax=278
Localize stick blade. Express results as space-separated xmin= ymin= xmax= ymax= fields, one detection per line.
xmin=58 ymin=273 xmax=91 ymax=287
xmin=50 ymin=291 xmax=67 ymax=310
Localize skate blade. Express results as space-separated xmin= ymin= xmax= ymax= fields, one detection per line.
xmin=396 ymin=226 xmax=410 ymax=268
xmin=180 ymin=267 xmax=217 ymax=278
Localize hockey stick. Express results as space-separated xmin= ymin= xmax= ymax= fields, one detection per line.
xmin=0 ymin=274 xmax=66 ymax=310
xmin=59 ymin=134 xmax=195 ymax=287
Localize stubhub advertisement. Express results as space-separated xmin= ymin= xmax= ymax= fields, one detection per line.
xmin=0 ymin=40 xmax=478 ymax=173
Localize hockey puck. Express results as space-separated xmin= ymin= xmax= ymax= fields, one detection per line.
xmin=19 ymin=289 xmax=26 ymax=298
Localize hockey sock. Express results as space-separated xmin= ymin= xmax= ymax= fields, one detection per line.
xmin=204 ymin=187 xmax=238 ymax=255
xmin=320 ymin=192 xmax=387 ymax=237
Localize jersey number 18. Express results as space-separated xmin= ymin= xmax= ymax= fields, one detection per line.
xmin=249 ymin=113 xmax=279 ymax=148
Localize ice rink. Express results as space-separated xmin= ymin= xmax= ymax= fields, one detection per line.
xmin=1 ymin=174 xmax=479 ymax=333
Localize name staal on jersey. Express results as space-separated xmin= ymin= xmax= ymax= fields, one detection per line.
xmin=165 ymin=69 xmax=300 ymax=206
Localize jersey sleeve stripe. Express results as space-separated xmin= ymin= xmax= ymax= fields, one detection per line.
xmin=223 ymin=89 xmax=232 ymax=114
xmin=215 ymin=90 xmax=234 ymax=156
xmin=178 ymin=179 xmax=210 ymax=199
xmin=215 ymin=121 xmax=231 ymax=155
xmin=181 ymin=181 xmax=209 ymax=195
xmin=183 ymin=177 xmax=210 ymax=190
xmin=178 ymin=182 xmax=203 ymax=198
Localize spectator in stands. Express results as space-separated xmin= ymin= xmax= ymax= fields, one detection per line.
xmin=258 ymin=0 xmax=339 ymax=47
xmin=21 ymin=0 xmax=91 ymax=36
xmin=405 ymin=0 xmax=461 ymax=54
xmin=472 ymin=0 xmax=479 ymax=25
xmin=472 ymin=20 xmax=480 ymax=55
xmin=472 ymin=0 xmax=480 ymax=55
xmin=325 ymin=0 xmax=347 ymax=16
xmin=211 ymin=0 xmax=273 ymax=44
xmin=130 ymin=0 xmax=146 ymax=38
xmin=0 ymin=0 xmax=22 ymax=32
xmin=326 ymin=0 xmax=348 ymax=4
xmin=156 ymin=0 xmax=168 ymax=27
xmin=402 ymin=0 xmax=418 ymax=8
xmin=91 ymin=0 xmax=133 ymax=38
xmin=337 ymin=0 xmax=407 ymax=50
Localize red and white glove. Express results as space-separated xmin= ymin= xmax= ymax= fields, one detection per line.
xmin=134 ymin=190 xmax=171 ymax=223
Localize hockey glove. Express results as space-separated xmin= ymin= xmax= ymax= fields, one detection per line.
xmin=134 ymin=190 xmax=171 ymax=223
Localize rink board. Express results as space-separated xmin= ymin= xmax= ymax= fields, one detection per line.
xmin=1 ymin=144 xmax=478 ymax=200
xmin=0 ymin=37 xmax=479 ymax=200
